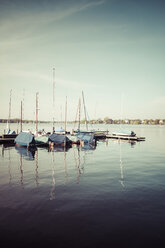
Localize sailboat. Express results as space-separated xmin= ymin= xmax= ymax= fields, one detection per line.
xmin=35 ymin=134 xmax=49 ymax=146
xmin=71 ymin=94 xmax=94 ymax=145
xmin=14 ymin=100 xmax=36 ymax=148
xmin=48 ymin=96 xmax=72 ymax=147
xmin=5 ymin=89 xmax=17 ymax=136
xmin=15 ymin=131 xmax=36 ymax=147
xmin=112 ymin=130 xmax=136 ymax=137
xmin=112 ymin=94 xmax=136 ymax=138
xmin=0 ymin=90 xmax=17 ymax=144
xmin=34 ymin=92 xmax=49 ymax=146
xmin=73 ymin=91 xmax=108 ymax=140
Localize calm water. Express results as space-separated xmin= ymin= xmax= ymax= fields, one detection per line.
xmin=0 ymin=124 xmax=165 ymax=248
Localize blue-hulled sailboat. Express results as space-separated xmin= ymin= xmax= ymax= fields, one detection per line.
xmin=48 ymin=134 xmax=72 ymax=147
xmin=15 ymin=132 xmax=36 ymax=147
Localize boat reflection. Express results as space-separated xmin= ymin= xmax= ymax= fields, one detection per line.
xmin=80 ymin=143 xmax=96 ymax=151
xmin=15 ymin=146 xmax=37 ymax=160
xmin=48 ymin=145 xmax=71 ymax=153
xmin=1 ymin=143 xmax=15 ymax=157
xmin=111 ymin=138 xmax=136 ymax=147
xmin=1 ymin=141 xmax=95 ymax=196
xmin=15 ymin=146 xmax=38 ymax=188
xmin=49 ymin=145 xmax=70 ymax=200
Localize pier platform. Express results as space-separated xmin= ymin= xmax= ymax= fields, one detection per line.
xmin=0 ymin=134 xmax=18 ymax=144
xmin=106 ymin=134 xmax=145 ymax=141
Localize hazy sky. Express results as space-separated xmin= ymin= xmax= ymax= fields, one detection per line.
xmin=0 ymin=0 xmax=165 ymax=121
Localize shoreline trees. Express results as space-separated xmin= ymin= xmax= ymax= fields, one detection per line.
xmin=0 ymin=118 xmax=164 ymax=125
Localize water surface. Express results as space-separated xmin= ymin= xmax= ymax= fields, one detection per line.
xmin=0 ymin=124 xmax=165 ymax=247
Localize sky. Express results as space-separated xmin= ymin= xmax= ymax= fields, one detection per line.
xmin=0 ymin=0 xmax=165 ymax=121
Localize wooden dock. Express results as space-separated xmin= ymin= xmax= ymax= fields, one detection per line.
xmin=94 ymin=132 xmax=107 ymax=139
xmin=106 ymin=134 xmax=145 ymax=141
xmin=0 ymin=134 xmax=18 ymax=144
xmin=0 ymin=138 xmax=16 ymax=144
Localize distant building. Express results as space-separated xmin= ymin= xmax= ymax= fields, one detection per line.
xmin=142 ymin=119 xmax=149 ymax=125
xmin=159 ymin=120 xmax=164 ymax=125
xmin=124 ymin=119 xmax=130 ymax=124
xmin=107 ymin=119 xmax=113 ymax=124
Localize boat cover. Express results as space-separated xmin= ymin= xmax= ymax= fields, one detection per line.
xmin=48 ymin=134 xmax=71 ymax=144
xmin=112 ymin=130 xmax=136 ymax=136
xmin=81 ymin=143 xmax=96 ymax=150
xmin=35 ymin=135 xmax=49 ymax=144
xmin=15 ymin=132 xmax=35 ymax=146
xmin=76 ymin=133 xmax=95 ymax=144
xmin=7 ymin=129 xmax=16 ymax=134
xmin=55 ymin=128 xmax=65 ymax=133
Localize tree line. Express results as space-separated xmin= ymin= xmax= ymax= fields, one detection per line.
xmin=0 ymin=118 xmax=164 ymax=125
xmin=78 ymin=118 xmax=165 ymax=125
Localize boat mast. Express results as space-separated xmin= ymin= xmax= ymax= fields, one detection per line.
xmin=20 ymin=101 xmax=23 ymax=132
xmin=8 ymin=89 xmax=12 ymax=130
xmin=53 ymin=68 xmax=55 ymax=133
xmin=60 ymin=105 xmax=62 ymax=125
xmin=64 ymin=96 xmax=67 ymax=134
xmin=120 ymin=93 xmax=124 ymax=129
xmin=82 ymin=91 xmax=88 ymax=131
xmin=78 ymin=97 xmax=81 ymax=131
xmin=36 ymin=92 xmax=39 ymax=136
xmin=73 ymin=99 xmax=79 ymax=132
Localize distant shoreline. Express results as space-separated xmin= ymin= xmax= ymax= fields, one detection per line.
xmin=0 ymin=118 xmax=164 ymax=125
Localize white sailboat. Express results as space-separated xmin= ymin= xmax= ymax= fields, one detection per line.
xmin=4 ymin=89 xmax=17 ymax=136
xmin=73 ymin=91 xmax=108 ymax=138
xmin=112 ymin=94 xmax=136 ymax=137
xmin=34 ymin=92 xmax=49 ymax=146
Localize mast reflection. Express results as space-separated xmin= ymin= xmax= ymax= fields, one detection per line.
xmin=15 ymin=146 xmax=37 ymax=188
xmin=1 ymin=144 xmax=14 ymax=185
xmin=1 ymin=144 xmax=4 ymax=157
xmin=119 ymin=140 xmax=124 ymax=187
xmin=64 ymin=147 xmax=68 ymax=185
xmin=35 ymin=149 xmax=39 ymax=187
xmin=73 ymin=145 xmax=86 ymax=184
xmin=7 ymin=146 xmax=12 ymax=185
xmin=50 ymin=150 xmax=56 ymax=200
xmin=19 ymin=150 xmax=24 ymax=188
xmin=117 ymin=138 xmax=137 ymax=187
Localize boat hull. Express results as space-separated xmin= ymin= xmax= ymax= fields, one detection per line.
xmin=15 ymin=132 xmax=36 ymax=147
xmin=35 ymin=136 xmax=49 ymax=146
xmin=48 ymin=134 xmax=72 ymax=147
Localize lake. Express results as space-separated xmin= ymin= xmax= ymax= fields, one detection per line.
xmin=0 ymin=124 xmax=165 ymax=248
